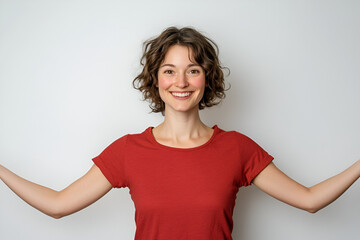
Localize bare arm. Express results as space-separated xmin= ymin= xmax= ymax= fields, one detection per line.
xmin=253 ymin=160 xmax=360 ymax=213
xmin=0 ymin=164 xmax=112 ymax=219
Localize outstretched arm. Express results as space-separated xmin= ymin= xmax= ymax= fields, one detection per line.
xmin=253 ymin=160 xmax=360 ymax=213
xmin=0 ymin=164 xmax=112 ymax=219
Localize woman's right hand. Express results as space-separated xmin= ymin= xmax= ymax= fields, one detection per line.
xmin=0 ymin=164 xmax=112 ymax=218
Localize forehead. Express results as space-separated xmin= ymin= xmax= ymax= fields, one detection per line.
xmin=162 ymin=44 xmax=196 ymax=64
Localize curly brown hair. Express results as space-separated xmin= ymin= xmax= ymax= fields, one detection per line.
xmin=133 ymin=26 xmax=228 ymax=113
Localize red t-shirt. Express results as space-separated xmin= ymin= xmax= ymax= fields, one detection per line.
xmin=93 ymin=125 xmax=273 ymax=240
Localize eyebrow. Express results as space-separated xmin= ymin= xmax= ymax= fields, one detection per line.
xmin=159 ymin=63 xmax=200 ymax=68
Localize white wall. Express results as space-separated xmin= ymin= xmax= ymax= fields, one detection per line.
xmin=0 ymin=0 xmax=359 ymax=239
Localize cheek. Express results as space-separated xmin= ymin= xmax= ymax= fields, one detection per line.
xmin=191 ymin=76 xmax=206 ymax=90
xmin=157 ymin=76 xmax=172 ymax=90
xmin=157 ymin=76 xmax=172 ymax=102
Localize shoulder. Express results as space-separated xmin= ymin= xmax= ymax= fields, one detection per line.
xmin=214 ymin=126 xmax=267 ymax=152
xmin=111 ymin=126 xmax=152 ymax=143
xmin=216 ymin=126 xmax=254 ymax=144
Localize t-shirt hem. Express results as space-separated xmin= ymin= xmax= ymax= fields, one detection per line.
xmin=92 ymin=156 xmax=117 ymax=188
xmin=245 ymin=155 xmax=274 ymax=187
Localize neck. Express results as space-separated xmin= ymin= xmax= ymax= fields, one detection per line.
xmin=156 ymin=107 xmax=209 ymax=140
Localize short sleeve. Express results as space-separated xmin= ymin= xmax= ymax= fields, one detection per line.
xmin=239 ymin=134 xmax=274 ymax=186
xmin=92 ymin=135 xmax=129 ymax=188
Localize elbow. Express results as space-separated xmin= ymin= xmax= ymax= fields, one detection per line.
xmin=304 ymin=197 xmax=321 ymax=214
xmin=50 ymin=214 xmax=63 ymax=219
xmin=49 ymin=205 xmax=72 ymax=219
xmin=48 ymin=209 xmax=66 ymax=219
xmin=47 ymin=201 xmax=67 ymax=219
xmin=302 ymin=192 xmax=320 ymax=214
xmin=47 ymin=191 xmax=72 ymax=219
xmin=306 ymin=208 xmax=319 ymax=214
xmin=306 ymin=203 xmax=324 ymax=214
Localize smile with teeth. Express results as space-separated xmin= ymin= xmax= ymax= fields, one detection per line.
xmin=171 ymin=91 xmax=192 ymax=97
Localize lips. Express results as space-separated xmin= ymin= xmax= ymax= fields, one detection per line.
xmin=170 ymin=91 xmax=194 ymax=100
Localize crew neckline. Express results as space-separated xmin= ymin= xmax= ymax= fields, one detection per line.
xmin=147 ymin=125 xmax=220 ymax=151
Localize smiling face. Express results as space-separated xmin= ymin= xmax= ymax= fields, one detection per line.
xmin=157 ymin=45 xmax=206 ymax=114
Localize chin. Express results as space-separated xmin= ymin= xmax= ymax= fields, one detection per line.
xmin=166 ymin=105 xmax=199 ymax=113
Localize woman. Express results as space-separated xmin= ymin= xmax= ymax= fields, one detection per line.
xmin=0 ymin=27 xmax=359 ymax=240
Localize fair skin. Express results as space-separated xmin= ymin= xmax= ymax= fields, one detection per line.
xmin=0 ymin=44 xmax=359 ymax=220
xmin=0 ymin=164 xmax=111 ymax=219
xmin=153 ymin=44 xmax=213 ymax=148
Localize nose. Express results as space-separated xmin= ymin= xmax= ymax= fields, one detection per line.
xmin=175 ymin=72 xmax=189 ymax=88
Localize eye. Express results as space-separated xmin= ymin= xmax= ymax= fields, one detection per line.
xmin=189 ymin=69 xmax=200 ymax=74
xmin=164 ymin=69 xmax=174 ymax=74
